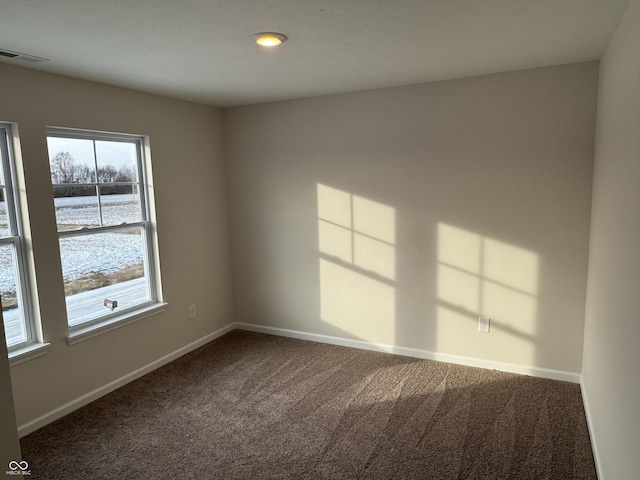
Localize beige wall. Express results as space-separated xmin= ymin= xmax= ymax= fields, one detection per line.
xmin=0 ymin=322 xmax=21 ymax=465
xmin=0 ymin=63 xmax=234 ymax=427
xmin=224 ymin=62 xmax=597 ymax=374
xmin=582 ymin=1 xmax=640 ymax=479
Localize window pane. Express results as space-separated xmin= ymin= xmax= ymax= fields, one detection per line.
xmin=47 ymin=137 xmax=96 ymax=184
xmin=100 ymin=185 xmax=142 ymax=226
xmin=60 ymin=227 xmax=150 ymax=326
xmin=0 ymin=187 xmax=9 ymax=238
xmin=54 ymin=187 xmax=100 ymax=231
xmin=95 ymin=141 xmax=139 ymax=183
xmin=0 ymin=243 xmax=27 ymax=346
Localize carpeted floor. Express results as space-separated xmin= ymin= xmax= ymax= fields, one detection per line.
xmin=20 ymin=330 xmax=597 ymax=479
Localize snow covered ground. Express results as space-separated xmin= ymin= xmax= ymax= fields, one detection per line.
xmin=2 ymin=194 xmax=149 ymax=346
xmin=1 ymin=194 xmax=144 ymax=291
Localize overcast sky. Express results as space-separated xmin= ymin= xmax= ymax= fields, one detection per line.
xmin=47 ymin=137 xmax=137 ymax=170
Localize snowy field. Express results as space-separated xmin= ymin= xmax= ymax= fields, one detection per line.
xmin=0 ymin=194 xmax=144 ymax=292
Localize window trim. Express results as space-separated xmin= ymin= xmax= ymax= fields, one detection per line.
xmin=0 ymin=122 xmax=42 ymax=354
xmin=8 ymin=342 xmax=50 ymax=367
xmin=46 ymin=127 xmax=163 ymax=337
xmin=66 ymin=301 xmax=167 ymax=345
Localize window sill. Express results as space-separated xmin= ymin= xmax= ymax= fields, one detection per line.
xmin=67 ymin=302 xmax=168 ymax=346
xmin=9 ymin=342 xmax=51 ymax=366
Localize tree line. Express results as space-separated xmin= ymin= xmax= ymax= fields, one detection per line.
xmin=50 ymin=151 xmax=137 ymax=197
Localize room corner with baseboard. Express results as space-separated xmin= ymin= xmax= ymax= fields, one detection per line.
xmin=581 ymin=1 xmax=640 ymax=479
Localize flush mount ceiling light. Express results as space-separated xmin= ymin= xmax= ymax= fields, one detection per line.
xmin=252 ymin=32 xmax=288 ymax=47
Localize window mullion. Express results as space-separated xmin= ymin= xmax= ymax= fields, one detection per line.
xmin=92 ymin=140 xmax=104 ymax=227
xmin=58 ymin=221 xmax=148 ymax=238
xmin=0 ymin=236 xmax=20 ymax=246
xmin=136 ymin=142 xmax=148 ymax=221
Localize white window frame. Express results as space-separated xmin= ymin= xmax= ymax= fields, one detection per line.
xmin=47 ymin=127 xmax=164 ymax=342
xmin=0 ymin=123 xmax=44 ymax=359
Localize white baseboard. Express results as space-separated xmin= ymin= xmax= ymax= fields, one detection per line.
xmin=17 ymin=323 xmax=235 ymax=438
xmin=580 ymin=378 xmax=604 ymax=480
xmin=234 ymin=322 xmax=582 ymax=384
xmin=18 ymin=321 xmax=582 ymax=438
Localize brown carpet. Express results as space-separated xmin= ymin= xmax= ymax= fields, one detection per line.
xmin=20 ymin=330 xmax=597 ymax=479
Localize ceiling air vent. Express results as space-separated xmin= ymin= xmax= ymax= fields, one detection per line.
xmin=0 ymin=48 xmax=48 ymax=63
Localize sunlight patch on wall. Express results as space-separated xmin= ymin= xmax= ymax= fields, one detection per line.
xmin=352 ymin=196 xmax=395 ymax=245
xmin=317 ymin=184 xmax=396 ymax=280
xmin=319 ymin=259 xmax=395 ymax=343
xmin=485 ymin=281 xmax=538 ymax=333
xmin=437 ymin=264 xmax=480 ymax=313
xmin=318 ymin=220 xmax=352 ymax=263
xmin=436 ymin=223 xmax=539 ymax=364
xmin=483 ymin=238 xmax=538 ymax=295
xmin=317 ymin=184 xmax=396 ymax=343
xmin=438 ymin=224 xmax=482 ymax=274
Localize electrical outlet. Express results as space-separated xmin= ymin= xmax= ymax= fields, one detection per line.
xmin=188 ymin=305 xmax=196 ymax=320
xmin=478 ymin=316 xmax=490 ymax=333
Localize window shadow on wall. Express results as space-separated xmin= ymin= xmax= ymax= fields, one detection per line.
xmin=317 ymin=184 xmax=397 ymax=344
xmin=436 ymin=223 xmax=540 ymax=365
xmin=315 ymin=183 xmax=542 ymax=369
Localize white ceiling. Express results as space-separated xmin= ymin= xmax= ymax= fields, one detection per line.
xmin=0 ymin=0 xmax=630 ymax=107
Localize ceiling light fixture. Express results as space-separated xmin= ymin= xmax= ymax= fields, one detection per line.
xmin=252 ymin=32 xmax=288 ymax=47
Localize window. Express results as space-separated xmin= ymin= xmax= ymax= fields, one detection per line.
xmin=0 ymin=123 xmax=37 ymax=351
xmin=46 ymin=128 xmax=162 ymax=335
